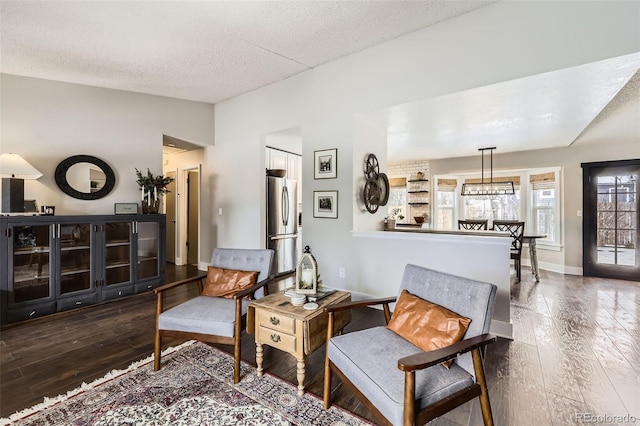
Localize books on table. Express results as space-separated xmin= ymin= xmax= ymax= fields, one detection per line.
xmin=284 ymin=287 xmax=336 ymax=302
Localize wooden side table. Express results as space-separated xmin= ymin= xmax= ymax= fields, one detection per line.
xmin=247 ymin=290 xmax=351 ymax=395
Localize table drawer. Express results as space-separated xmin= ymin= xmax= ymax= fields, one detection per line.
xmin=257 ymin=310 xmax=296 ymax=334
xmin=258 ymin=325 xmax=297 ymax=353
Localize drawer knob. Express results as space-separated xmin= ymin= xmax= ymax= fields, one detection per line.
xmin=270 ymin=316 xmax=280 ymax=326
xmin=270 ymin=334 xmax=281 ymax=343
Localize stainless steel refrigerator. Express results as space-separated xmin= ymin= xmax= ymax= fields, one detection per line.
xmin=266 ymin=176 xmax=298 ymax=276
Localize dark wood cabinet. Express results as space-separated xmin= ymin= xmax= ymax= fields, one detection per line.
xmin=1 ymin=214 xmax=165 ymax=324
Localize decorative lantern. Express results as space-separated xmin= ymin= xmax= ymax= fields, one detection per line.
xmin=296 ymin=245 xmax=318 ymax=294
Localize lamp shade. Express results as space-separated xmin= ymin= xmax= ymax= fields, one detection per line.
xmin=0 ymin=153 xmax=43 ymax=179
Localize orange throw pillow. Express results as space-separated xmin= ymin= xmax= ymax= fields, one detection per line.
xmin=202 ymin=266 xmax=259 ymax=298
xmin=387 ymin=290 xmax=471 ymax=368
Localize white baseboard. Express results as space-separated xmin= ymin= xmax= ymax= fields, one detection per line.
xmin=521 ymin=259 xmax=583 ymax=276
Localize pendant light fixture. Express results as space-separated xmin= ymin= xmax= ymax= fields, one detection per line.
xmin=461 ymin=147 xmax=515 ymax=196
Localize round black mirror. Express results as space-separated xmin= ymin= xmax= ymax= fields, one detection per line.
xmin=55 ymin=155 xmax=116 ymax=200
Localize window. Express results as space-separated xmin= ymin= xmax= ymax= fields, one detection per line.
xmin=434 ymin=168 xmax=562 ymax=248
xmin=435 ymin=178 xmax=457 ymax=230
xmin=529 ymin=170 xmax=560 ymax=246
xmin=463 ymin=192 xmax=521 ymax=229
xmin=387 ymin=177 xmax=407 ymax=222
xmin=462 ymin=175 xmax=521 ymax=228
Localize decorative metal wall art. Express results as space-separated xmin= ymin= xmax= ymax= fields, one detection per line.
xmin=362 ymin=153 xmax=389 ymax=213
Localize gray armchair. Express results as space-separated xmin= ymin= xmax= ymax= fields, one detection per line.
xmin=153 ymin=248 xmax=274 ymax=383
xmin=323 ymin=264 xmax=497 ymax=426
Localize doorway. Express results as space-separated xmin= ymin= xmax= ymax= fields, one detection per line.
xmin=165 ymin=170 xmax=177 ymax=264
xmin=186 ymin=169 xmax=199 ymax=266
xmin=162 ymin=135 xmax=204 ymax=267
xmin=582 ymin=159 xmax=639 ymax=280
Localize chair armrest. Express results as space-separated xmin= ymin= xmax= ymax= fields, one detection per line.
xmin=272 ymin=270 xmax=296 ymax=281
xmin=398 ymin=333 xmax=496 ymax=372
xmin=154 ymin=273 xmax=207 ymax=294
xmin=233 ymin=276 xmax=274 ymax=299
xmin=325 ymin=297 xmax=397 ymax=313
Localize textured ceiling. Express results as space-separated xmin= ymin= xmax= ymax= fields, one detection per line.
xmin=0 ymin=0 xmax=493 ymax=104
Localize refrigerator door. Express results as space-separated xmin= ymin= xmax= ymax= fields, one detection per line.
xmin=267 ymin=177 xmax=297 ymax=236
xmin=268 ymin=234 xmax=298 ymax=274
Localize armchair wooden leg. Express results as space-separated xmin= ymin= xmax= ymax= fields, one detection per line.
xmin=323 ymin=312 xmax=335 ymax=409
xmin=472 ymin=348 xmax=494 ymax=426
xmin=154 ymin=330 xmax=161 ymax=371
xmin=233 ymin=298 xmax=242 ymax=384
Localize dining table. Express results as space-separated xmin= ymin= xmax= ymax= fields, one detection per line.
xmin=523 ymin=234 xmax=546 ymax=282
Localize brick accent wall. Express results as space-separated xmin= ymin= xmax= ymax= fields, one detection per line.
xmin=387 ymin=160 xmax=431 ymax=223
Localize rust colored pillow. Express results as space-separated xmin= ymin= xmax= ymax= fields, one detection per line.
xmin=202 ymin=266 xmax=259 ymax=299
xmin=387 ymin=290 xmax=471 ymax=368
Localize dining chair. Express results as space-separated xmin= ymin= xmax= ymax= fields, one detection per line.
xmin=153 ymin=248 xmax=274 ymax=383
xmin=324 ymin=264 xmax=497 ymax=426
xmin=458 ymin=219 xmax=488 ymax=231
xmin=492 ymin=220 xmax=525 ymax=282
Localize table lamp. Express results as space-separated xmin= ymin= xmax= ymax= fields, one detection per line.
xmin=0 ymin=153 xmax=43 ymax=213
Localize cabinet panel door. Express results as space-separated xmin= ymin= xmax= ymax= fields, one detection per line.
xmin=58 ymin=222 xmax=94 ymax=297
xmin=103 ymin=221 xmax=133 ymax=286
xmin=9 ymin=224 xmax=54 ymax=304
xmin=136 ymin=220 xmax=160 ymax=281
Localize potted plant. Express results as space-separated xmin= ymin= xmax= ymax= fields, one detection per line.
xmin=136 ymin=168 xmax=174 ymax=213
xmin=384 ymin=208 xmax=404 ymax=230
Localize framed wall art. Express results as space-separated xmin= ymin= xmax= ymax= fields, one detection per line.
xmin=314 ymin=148 xmax=337 ymax=179
xmin=313 ymin=190 xmax=338 ymax=219
xmin=114 ymin=203 xmax=139 ymax=215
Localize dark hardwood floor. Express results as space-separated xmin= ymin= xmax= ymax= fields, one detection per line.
xmin=1 ymin=264 xmax=639 ymax=425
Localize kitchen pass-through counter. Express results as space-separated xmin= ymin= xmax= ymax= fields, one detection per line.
xmin=351 ymin=227 xmax=513 ymax=339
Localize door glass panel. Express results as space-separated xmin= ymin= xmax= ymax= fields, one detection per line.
xmin=595 ymin=174 xmax=637 ymax=267
xmin=104 ymin=222 xmax=131 ymax=285
xmin=12 ymin=225 xmax=51 ymax=303
xmin=137 ymin=221 xmax=159 ymax=280
xmin=59 ymin=223 xmax=92 ymax=295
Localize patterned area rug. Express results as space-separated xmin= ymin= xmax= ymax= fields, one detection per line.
xmin=3 ymin=341 xmax=372 ymax=425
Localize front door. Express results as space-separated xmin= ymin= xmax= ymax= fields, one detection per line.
xmin=582 ymin=159 xmax=640 ymax=281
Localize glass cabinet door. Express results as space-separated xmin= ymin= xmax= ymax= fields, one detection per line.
xmin=58 ymin=222 xmax=93 ymax=296
xmin=136 ymin=221 xmax=159 ymax=280
xmin=104 ymin=222 xmax=132 ymax=286
xmin=10 ymin=224 xmax=53 ymax=303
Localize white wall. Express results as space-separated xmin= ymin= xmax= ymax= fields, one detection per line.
xmin=213 ymin=1 xmax=640 ymax=291
xmin=1 ymin=74 xmax=215 ymax=215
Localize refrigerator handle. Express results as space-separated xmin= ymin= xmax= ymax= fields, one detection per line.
xmin=283 ymin=186 xmax=289 ymax=227
xmin=281 ymin=186 xmax=286 ymax=227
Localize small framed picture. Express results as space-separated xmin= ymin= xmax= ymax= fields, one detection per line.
xmin=313 ymin=190 xmax=338 ymax=219
xmin=114 ymin=203 xmax=139 ymax=215
xmin=314 ymin=148 xmax=337 ymax=179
